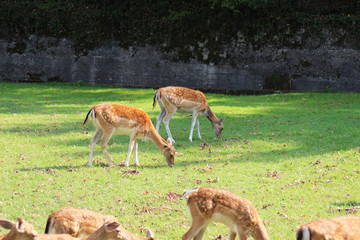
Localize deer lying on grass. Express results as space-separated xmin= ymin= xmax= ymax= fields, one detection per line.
xmin=153 ymin=86 xmax=224 ymax=143
xmin=0 ymin=218 xmax=38 ymax=240
xmin=82 ymin=102 xmax=175 ymax=167
xmin=45 ymin=208 xmax=118 ymax=237
xmin=297 ymin=216 xmax=360 ymax=240
xmin=41 ymin=220 xmax=121 ymax=240
xmin=182 ymin=187 xmax=269 ymax=240
xmin=0 ymin=217 xmax=156 ymax=240
xmin=45 ymin=208 xmax=157 ymax=240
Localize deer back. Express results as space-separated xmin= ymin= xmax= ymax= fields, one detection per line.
xmin=156 ymin=87 xmax=209 ymax=111
xmin=297 ymin=216 xmax=360 ymax=240
xmin=45 ymin=208 xmax=118 ymax=237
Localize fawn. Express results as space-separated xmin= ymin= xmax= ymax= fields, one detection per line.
xmin=182 ymin=187 xmax=269 ymax=240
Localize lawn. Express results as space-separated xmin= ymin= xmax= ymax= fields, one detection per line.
xmin=0 ymin=82 xmax=359 ymax=239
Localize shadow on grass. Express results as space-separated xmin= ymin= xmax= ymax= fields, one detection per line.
xmin=0 ymin=82 xmax=157 ymax=114
xmin=332 ymin=201 xmax=360 ymax=207
xmin=18 ymin=164 xmax=88 ymax=172
xmin=3 ymin=82 xmax=360 ymax=169
xmin=16 ymin=161 xmax=176 ymax=173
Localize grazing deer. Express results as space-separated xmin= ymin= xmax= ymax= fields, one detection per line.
xmin=297 ymin=216 xmax=360 ymax=240
xmin=0 ymin=218 xmax=38 ymax=240
xmin=152 ymin=86 xmax=224 ymax=143
xmin=45 ymin=208 xmax=118 ymax=237
xmin=82 ymin=102 xmax=175 ymax=167
xmin=182 ymin=187 xmax=269 ymax=240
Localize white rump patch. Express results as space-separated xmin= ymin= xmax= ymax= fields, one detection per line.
xmin=182 ymin=188 xmax=199 ymax=198
xmin=47 ymin=217 xmax=55 ymax=234
xmin=301 ymin=227 xmax=310 ymax=240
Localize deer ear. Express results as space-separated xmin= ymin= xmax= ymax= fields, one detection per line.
xmin=167 ymin=138 xmax=172 ymax=145
xmin=16 ymin=218 xmax=25 ymax=233
xmin=146 ymin=229 xmax=155 ymax=238
xmin=0 ymin=218 xmax=15 ymax=230
xmin=220 ymin=118 xmax=225 ymax=123
xmin=105 ymin=222 xmax=120 ymax=232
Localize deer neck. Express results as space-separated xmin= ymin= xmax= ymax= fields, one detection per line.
xmin=2 ymin=230 xmax=15 ymax=240
xmin=204 ymin=105 xmax=219 ymax=125
xmin=148 ymin=127 xmax=168 ymax=153
xmin=83 ymin=230 xmax=103 ymax=240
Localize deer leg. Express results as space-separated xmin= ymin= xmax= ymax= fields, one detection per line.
xmin=229 ymin=231 xmax=237 ymax=240
xmin=134 ymin=140 xmax=139 ymax=166
xmin=182 ymin=217 xmax=209 ymax=240
xmin=88 ymin=129 xmax=103 ymax=166
xmin=189 ymin=113 xmax=199 ymax=142
xmin=237 ymin=228 xmax=248 ymax=240
xmin=156 ymin=108 xmax=166 ymax=132
xmin=163 ymin=110 xmax=176 ymax=143
xmin=100 ymin=129 xmax=115 ymax=167
xmin=124 ymin=134 xmax=137 ymax=167
xmin=193 ymin=223 xmax=209 ymax=240
xmin=196 ymin=119 xmax=202 ymax=140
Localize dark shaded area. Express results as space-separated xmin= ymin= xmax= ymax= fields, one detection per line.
xmin=0 ymin=0 xmax=359 ymax=58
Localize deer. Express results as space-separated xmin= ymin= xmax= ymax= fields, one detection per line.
xmin=152 ymin=86 xmax=224 ymax=143
xmin=45 ymin=208 xmax=118 ymax=237
xmin=0 ymin=218 xmax=38 ymax=240
xmin=182 ymin=187 xmax=269 ymax=240
xmin=296 ymin=216 xmax=360 ymax=240
xmin=82 ymin=102 xmax=175 ymax=167
xmin=0 ymin=216 xmax=157 ymax=240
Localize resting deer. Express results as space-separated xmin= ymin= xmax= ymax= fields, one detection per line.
xmin=297 ymin=216 xmax=360 ymax=240
xmin=45 ymin=208 xmax=157 ymax=240
xmin=1 ymin=217 xmax=156 ymax=240
xmin=0 ymin=218 xmax=38 ymax=240
xmin=153 ymin=86 xmax=224 ymax=143
xmin=82 ymin=102 xmax=175 ymax=167
xmin=182 ymin=187 xmax=269 ymax=240
xmin=45 ymin=208 xmax=118 ymax=237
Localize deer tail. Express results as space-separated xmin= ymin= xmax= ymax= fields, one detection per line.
xmin=296 ymin=227 xmax=311 ymax=240
xmin=82 ymin=109 xmax=95 ymax=127
xmin=152 ymin=90 xmax=161 ymax=110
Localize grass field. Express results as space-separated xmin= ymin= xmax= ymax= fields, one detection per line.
xmin=0 ymin=82 xmax=359 ymax=239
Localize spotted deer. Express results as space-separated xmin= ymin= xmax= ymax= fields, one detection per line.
xmin=45 ymin=208 xmax=118 ymax=237
xmin=45 ymin=208 xmax=157 ymax=240
xmin=1 ymin=217 xmax=156 ymax=240
xmin=82 ymin=102 xmax=175 ymax=167
xmin=297 ymin=216 xmax=360 ymax=240
xmin=0 ymin=218 xmax=38 ymax=240
xmin=153 ymin=86 xmax=224 ymax=143
xmin=182 ymin=187 xmax=269 ymax=240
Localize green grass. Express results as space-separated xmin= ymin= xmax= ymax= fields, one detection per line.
xmin=0 ymin=82 xmax=360 ymax=239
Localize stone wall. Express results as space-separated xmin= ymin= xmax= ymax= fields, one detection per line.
xmin=1 ymin=33 xmax=360 ymax=92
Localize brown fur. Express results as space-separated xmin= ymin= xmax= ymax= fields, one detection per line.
xmin=83 ymin=102 xmax=175 ymax=167
xmin=153 ymin=86 xmax=224 ymax=142
xmin=0 ymin=218 xmax=38 ymax=240
xmin=297 ymin=216 xmax=360 ymax=240
xmin=45 ymin=208 xmax=157 ymax=240
xmin=182 ymin=187 xmax=269 ymax=240
xmin=45 ymin=208 xmax=118 ymax=237
xmin=1 ymin=217 xmax=156 ymax=240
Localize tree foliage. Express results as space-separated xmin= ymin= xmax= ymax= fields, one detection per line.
xmin=0 ymin=0 xmax=359 ymax=57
